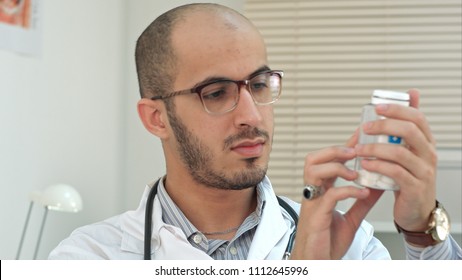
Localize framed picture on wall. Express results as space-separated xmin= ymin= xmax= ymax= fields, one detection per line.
xmin=0 ymin=0 xmax=41 ymax=55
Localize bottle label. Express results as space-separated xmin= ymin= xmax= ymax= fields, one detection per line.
xmin=388 ymin=135 xmax=402 ymax=144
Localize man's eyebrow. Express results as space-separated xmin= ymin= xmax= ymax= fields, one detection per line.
xmin=249 ymin=65 xmax=271 ymax=77
xmin=192 ymin=65 xmax=271 ymax=88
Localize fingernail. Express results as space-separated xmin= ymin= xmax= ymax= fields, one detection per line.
xmin=362 ymin=121 xmax=373 ymax=131
xmin=343 ymin=147 xmax=355 ymax=154
xmin=359 ymin=188 xmax=369 ymax=196
xmin=376 ymin=104 xmax=389 ymax=111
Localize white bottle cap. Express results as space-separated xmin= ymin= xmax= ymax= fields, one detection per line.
xmin=372 ymin=90 xmax=410 ymax=106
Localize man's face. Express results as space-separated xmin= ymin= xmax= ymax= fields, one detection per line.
xmin=164 ymin=11 xmax=274 ymax=190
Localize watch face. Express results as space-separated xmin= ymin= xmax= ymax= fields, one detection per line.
xmin=434 ymin=208 xmax=450 ymax=241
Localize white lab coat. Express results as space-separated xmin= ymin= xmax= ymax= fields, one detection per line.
xmin=48 ymin=177 xmax=391 ymax=260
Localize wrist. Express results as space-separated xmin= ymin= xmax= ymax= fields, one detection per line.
xmin=395 ymin=201 xmax=450 ymax=247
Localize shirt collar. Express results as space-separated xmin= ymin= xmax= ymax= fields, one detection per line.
xmin=157 ymin=179 xmax=198 ymax=239
xmin=157 ymin=178 xmax=267 ymax=240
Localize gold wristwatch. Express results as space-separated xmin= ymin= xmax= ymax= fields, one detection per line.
xmin=395 ymin=201 xmax=450 ymax=246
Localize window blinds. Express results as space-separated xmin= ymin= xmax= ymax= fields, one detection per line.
xmin=245 ymin=0 xmax=462 ymax=201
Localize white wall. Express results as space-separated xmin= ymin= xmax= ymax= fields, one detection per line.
xmin=0 ymin=0 xmax=127 ymax=259
xmin=0 ymin=0 xmax=244 ymax=260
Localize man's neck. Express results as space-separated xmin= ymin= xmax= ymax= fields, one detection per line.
xmin=163 ymin=174 xmax=258 ymax=237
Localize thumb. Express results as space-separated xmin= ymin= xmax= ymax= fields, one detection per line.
xmin=346 ymin=128 xmax=360 ymax=148
xmin=407 ymin=88 xmax=420 ymax=109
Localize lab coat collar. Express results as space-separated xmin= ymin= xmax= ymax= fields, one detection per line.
xmin=150 ymin=193 xmax=212 ymax=259
xmin=247 ymin=177 xmax=292 ymax=259
xmin=119 ymin=181 xmax=152 ymax=255
xmin=120 ymin=179 xmax=212 ymax=259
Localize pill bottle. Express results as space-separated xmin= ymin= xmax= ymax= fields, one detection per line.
xmin=354 ymin=89 xmax=410 ymax=191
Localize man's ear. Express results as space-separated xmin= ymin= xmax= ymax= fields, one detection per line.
xmin=137 ymin=98 xmax=169 ymax=139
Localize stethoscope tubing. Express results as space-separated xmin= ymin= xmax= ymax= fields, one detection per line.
xmin=144 ymin=179 xmax=298 ymax=260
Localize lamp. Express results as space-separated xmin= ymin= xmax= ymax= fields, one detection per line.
xmin=16 ymin=183 xmax=83 ymax=259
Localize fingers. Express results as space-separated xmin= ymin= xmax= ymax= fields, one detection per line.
xmin=346 ymin=128 xmax=360 ymax=148
xmin=302 ymin=185 xmax=370 ymax=212
xmin=356 ymin=143 xmax=435 ymax=186
xmin=373 ymin=92 xmax=436 ymax=146
xmin=296 ymin=185 xmax=376 ymax=260
xmin=344 ymin=188 xmax=383 ymax=228
xmin=304 ymin=146 xmax=357 ymax=187
xmin=362 ymin=117 xmax=436 ymax=162
xmin=298 ymin=185 xmax=372 ymax=237
xmin=357 ymin=93 xmax=438 ymax=179
xmin=357 ymin=109 xmax=438 ymax=180
xmin=407 ymin=88 xmax=420 ymax=109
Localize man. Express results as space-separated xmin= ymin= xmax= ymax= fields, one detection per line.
xmin=49 ymin=3 xmax=461 ymax=260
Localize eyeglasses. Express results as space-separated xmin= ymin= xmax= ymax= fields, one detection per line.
xmin=151 ymin=70 xmax=284 ymax=115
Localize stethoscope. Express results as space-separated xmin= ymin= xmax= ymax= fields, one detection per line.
xmin=144 ymin=178 xmax=299 ymax=260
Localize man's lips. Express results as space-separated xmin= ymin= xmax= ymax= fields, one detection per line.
xmin=231 ymin=140 xmax=265 ymax=157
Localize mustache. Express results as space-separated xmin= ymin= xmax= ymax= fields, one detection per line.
xmin=223 ymin=127 xmax=270 ymax=150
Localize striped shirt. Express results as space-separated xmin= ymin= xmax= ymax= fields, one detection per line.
xmin=157 ymin=181 xmax=265 ymax=260
xmin=405 ymin=238 xmax=462 ymax=260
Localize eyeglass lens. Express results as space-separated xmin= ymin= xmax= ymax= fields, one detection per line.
xmin=199 ymin=72 xmax=281 ymax=114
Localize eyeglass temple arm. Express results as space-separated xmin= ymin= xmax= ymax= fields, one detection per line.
xmin=150 ymin=89 xmax=195 ymax=100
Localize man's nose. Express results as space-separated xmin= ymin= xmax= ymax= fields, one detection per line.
xmin=232 ymin=85 xmax=263 ymax=128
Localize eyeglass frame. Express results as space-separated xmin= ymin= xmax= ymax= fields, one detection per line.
xmin=150 ymin=70 xmax=284 ymax=114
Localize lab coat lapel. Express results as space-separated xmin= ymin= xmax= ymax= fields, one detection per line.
xmin=150 ymin=194 xmax=212 ymax=260
xmin=121 ymin=184 xmax=211 ymax=259
xmin=247 ymin=181 xmax=291 ymax=259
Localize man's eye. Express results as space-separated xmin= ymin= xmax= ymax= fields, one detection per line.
xmin=202 ymin=89 xmax=227 ymax=100
xmin=251 ymin=82 xmax=268 ymax=92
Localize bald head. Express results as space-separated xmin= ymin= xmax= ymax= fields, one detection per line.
xmin=135 ymin=3 xmax=264 ymax=100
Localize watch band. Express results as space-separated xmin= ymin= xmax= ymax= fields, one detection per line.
xmin=394 ymin=201 xmax=443 ymax=247
xmin=394 ymin=221 xmax=437 ymax=246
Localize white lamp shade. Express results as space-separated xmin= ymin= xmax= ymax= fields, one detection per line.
xmin=30 ymin=184 xmax=83 ymax=212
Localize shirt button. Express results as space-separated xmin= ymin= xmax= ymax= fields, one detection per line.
xmin=193 ymin=234 xmax=203 ymax=244
xmin=229 ymin=246 xmax=238 ymax=255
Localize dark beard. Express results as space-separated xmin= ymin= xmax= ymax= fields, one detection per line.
xmin=167 ymin=108 xmax=269 ymax=190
